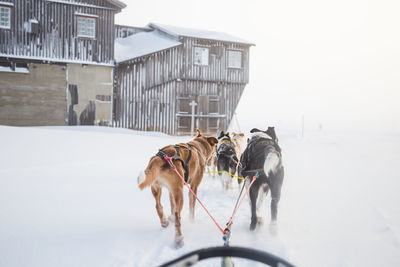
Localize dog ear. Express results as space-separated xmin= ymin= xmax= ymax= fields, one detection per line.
xmin=239 ymin=133 xmax=244 ymax=137
xmin=250 ymin=128 xmax=262 ymax=133
xmin=218 ymin=131 xmax=225 ymax=139
xmin=207 ymin=136 xmax=218 ymax=146
xmin=266 ymin=127 xmax=277 ymax=139
xmin=196 ymin=129 xmax=202 ymax=137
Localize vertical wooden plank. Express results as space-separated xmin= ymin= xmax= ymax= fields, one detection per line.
xmin=126 ymin=65 xmax=130 ymax=128
xmin=132 ymin=63 xmax=136 ymax=129
xmin=125 ymin=67 xmax=129 ymax=128
xmin=136 ymin=62 xmax=140 ymax=130
xmin=130 ymin=66 xmax=134 ymax=129
xmin=19 ymin=0 xmax=23 ymax=56
xmin=125 ymin=65 xmax=129 ymax=128
xmin=139 ymin=61 xmax=143 ymax=131
xmin=127 ymin=66 xmax=131 ymax=128
xmin=128 ymin=66 xmax=131 ymax=128
xmin=122 ymin=67 xmax=126 ymax=128
xmin=119 ymin=67 xmax=123 ymax=128
xmin=124 ymin=67 xmax=128 ymax=128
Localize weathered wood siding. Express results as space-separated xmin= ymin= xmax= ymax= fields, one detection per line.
xmin=114 ymin=34 xmax=251 ymax=135
xmin=113 ymin=45 xmax=183 ymax=134
xmin=182 ymin=37 xmax=250 ymax=83
xmin=175 ymin=80 xmax=245 ymax=135
xmin=0 ymin=0 xmax=118 ymax=64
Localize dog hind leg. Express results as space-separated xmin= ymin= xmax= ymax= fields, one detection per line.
xmin=188 ymin=185 xmax=198 ymax=222
xmin=223 ymin=172 xmax=232 ymax=190
xmin=168 ymin=192 xmax=176 ymax=223
xmin=151 ymin=185 xmax=169 ymax=228
xmin=217 ymin=158 xmax=230 ymax=190
xmin=228 ymin=167 xmax=236 ymax=189
xmin=270 ymin=168 xmax=284 ymax=223
xmin=256 ymin=184 xmax=269 ymax=225
xmin=173 ymin=188 xmax=184 ymax=248
xmin=249 ymin=184 xmax=260 ymax=231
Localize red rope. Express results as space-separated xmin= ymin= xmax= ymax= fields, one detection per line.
xmin=171 ymin=166 xmax=225 ymax=234
xmin=226 ymin=176 xmax=257 ymax=230
xmin=162 ymin=155 xmax=258 ymax=237
xmin=233 ymin=158 xmax=242 ymax=168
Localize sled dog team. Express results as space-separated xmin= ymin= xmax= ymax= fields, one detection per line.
xmin=137 ymin=126 xmax=284 ymax=247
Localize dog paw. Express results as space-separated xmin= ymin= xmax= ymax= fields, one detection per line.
xmin=174 ymin=235 xmax=184 ymax=248
xmin=250 ymin=220 xmax=257 ymax=231
xmin=257 ymin=217 xmax=264 ymax=225
xmin=161 ymin=218 xmax=169 ymax=228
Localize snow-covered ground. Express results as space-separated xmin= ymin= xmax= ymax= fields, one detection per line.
xmin=0 ymin=125 xmax=399 ymax=267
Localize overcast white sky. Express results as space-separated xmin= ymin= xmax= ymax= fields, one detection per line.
xmin=116 ymin=0 xmax=400 ymax=133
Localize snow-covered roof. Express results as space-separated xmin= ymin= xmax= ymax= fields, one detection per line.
xmin=106 ymin=0 xmax=126 ymax=9
xmin=148 ymin=23 xmax=254 ymax=46
xmin=45 ymin=0 xmax=125 ymax=11
xmin=114 ymin=31 xmax=182 ymax=63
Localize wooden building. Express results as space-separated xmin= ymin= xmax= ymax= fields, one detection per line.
xmin=0 ymin=0 xmax=125 ymax=126
xmin=114 ymin=23 xmax=254 ymax=135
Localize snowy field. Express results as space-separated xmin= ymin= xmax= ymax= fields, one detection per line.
xmin=0 ymin=125 xmax=399 ymax=267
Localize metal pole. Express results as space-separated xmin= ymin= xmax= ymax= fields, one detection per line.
xmin=189 ymin=100 xmax=197 ymax=136
xmin=221 ymin=228 xmax=234 ymax=267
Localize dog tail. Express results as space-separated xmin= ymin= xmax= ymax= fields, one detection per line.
xmin=137 ymin=156 xmax=164 ymax=190
xmin=264 ymin=152 xmax=281 ymax=177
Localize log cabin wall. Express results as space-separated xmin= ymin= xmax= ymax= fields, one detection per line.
xmin=181 ymin=37 xmax=249 ymax=84
xmin=177 ymin=37 xmax=250 ymax=135
xmin=113 ymin=45 xmax=183 ymax=135
xmin=114 ymin=29 xmax=252 ymax=135
xmin=0 ymin=0 xmax=120 ymax=65
xmin=175 ymin=80 xmax=246 ymax=135
xmin=113 ymin=23 xmax=253 ymax=135
xmin=0 ymin=0 xmax=123 ymax=126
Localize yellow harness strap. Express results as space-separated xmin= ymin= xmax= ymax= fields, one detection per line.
xmin=207 ymin=171 xmax=244 ymax=180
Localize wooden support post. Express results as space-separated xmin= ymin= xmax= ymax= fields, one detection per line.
xmin=189 ymin=100 xmax=197 ymax=136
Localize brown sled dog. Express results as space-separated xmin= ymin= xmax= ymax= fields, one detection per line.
xmin=137 ymin=130 xmax=218 ymax=247
xmin=206 ymin=146 xmax=217 ymax=178
xmin=231 ymin=132 xmax=246 ymax=183
xmin=231 ymin=132 xmax=245 ymax=160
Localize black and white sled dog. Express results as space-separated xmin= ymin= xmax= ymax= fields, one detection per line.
xmin=239 ymin=126 xmax=284 ymax=231
xmin=217 ymin=131 xmax=239 ymax=190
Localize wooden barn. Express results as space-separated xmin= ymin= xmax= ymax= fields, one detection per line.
xmin=113 ymin=23 xmax=254 ymax=135
xmin=0 ymin=0 xmax=125 ymax=126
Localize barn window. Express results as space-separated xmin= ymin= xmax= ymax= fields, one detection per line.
xmin=0 ymin=6 xmax=11 ymax=29
xmin=227 ymin=50 xmax=242 ymax=69
xmin=194 ymin=46 xmax=209 ymax=66
xmin=76 ymin=15 xmax=96 ymax=38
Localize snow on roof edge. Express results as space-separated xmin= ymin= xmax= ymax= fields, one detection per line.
xmin=106 ymin=0 xmax=126 ymax=9
xmin=114 ymin=31 xmax=182 ymax=63
xmin=148 ymin=22 xmax=255 ymax=46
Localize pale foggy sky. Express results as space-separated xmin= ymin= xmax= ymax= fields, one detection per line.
xmin=116 ymin=0 xmax=400 ymax=133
